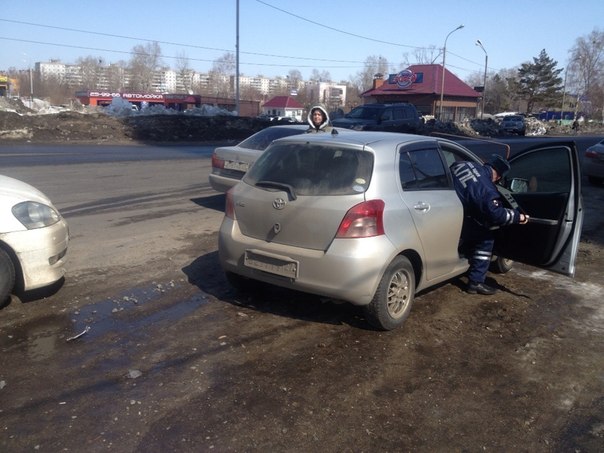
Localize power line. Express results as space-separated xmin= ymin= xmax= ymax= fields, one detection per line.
xmin=0 ymin=18 xmax=366 ymax=65
xmin=255 ymin=0 xmax=424 ymax=50
xmin=255 ymin=1 xmax=487 ymax=71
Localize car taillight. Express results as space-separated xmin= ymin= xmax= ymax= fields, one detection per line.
xmin=225 ymin=189 xmax=236 ymax=219
xmin=336 ymin=199 xmax=385 ymax=238
xmin=585 ymin=150 xmax=598 ymax=159
xmin=212 ymin=152 xmax=225 ymax=169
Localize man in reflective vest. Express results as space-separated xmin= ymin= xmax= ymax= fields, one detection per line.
xmin=451 ymin=155 xmax=529 ymax=295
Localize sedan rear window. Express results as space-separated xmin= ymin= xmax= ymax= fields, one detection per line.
xmin=244 ymin=143 xmax=374 ymax=196
xmin=238 ymin=127 xmax=306 ymax=150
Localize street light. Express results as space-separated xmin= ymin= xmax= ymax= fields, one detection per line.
xmin=476 ymin=39 xmax=488 ymax=119
xmin=439 ymin=24 xmax=464 ymax=120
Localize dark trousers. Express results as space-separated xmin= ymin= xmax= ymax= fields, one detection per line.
xmin=459 ymin=219 xmax=495 ymax=284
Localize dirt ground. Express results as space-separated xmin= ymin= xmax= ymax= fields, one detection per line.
xmin=0 ymin=108 xmax=603 ymax=451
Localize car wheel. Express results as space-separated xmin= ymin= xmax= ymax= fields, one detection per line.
xmin=0 ymin=248 xmax=15 ymax=305
xmin=364 ymin=256 xmax=415 ymax=331
xmin=490 ymin=256 xmax=514 ymax=274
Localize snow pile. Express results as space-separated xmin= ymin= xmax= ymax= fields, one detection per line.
xmin=103 ymin=97 xmax=236 ymax=118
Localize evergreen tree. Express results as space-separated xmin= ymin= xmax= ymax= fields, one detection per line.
xmin=517 ymin=49 xmax=563 ymax=113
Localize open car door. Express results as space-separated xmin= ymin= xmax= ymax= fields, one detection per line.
xmin=493 ymin=142 xmax=583 ymax=277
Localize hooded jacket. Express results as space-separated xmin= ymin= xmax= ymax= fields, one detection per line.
xmin=306 ymin=105 xmax=333 ymax=133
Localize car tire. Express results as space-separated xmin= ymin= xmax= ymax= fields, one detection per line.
xmin=0 ymin=248 xmax=15 ymax=306
xmin=364 ymin=256 xmax=415 ymax=331
xmin=490 ymin=256 xmax=514 ymax=274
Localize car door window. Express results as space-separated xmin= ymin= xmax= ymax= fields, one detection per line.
xmin=400 ymin=147 xmax=449 ymax=190
xmin=504 ymin=148 xmax=571 ymax=194
xmin=380 ymin=108 xmax=393 ymax=121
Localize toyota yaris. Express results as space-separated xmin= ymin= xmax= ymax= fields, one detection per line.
xmin=218 ymin=131 xmax=582 ymax=330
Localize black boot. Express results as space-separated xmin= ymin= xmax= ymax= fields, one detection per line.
xmin=467 ymin=281 xmax=497 ymax=295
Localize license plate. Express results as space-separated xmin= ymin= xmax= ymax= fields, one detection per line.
xmin=244 ymin=250 xmax=298 ymax=279
xmin=224 ymin=160 xmax=249 ymax=172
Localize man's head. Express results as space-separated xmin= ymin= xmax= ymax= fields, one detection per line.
xmin=311 ymin=108 xmax=326 ymax=127
xmin=488 ymin=154 xmax=510 ymax=181
xmin=307 ymin=105 xmax=330 ymax=130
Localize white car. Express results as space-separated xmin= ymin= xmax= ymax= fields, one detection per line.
xmin=0 ymin=175 xmax=69 ymax=304
xmin=209 ymin=125 xmax=309 ymax=193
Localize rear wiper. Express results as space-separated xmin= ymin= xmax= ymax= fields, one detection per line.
xmin=255 ymin=180 xmax=297 ymax=200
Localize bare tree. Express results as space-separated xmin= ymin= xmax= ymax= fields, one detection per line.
xmin=175 ymin=51 xmax=194 ymax=94
xmin=128 ymin=42 xmax=162 ymax=92
xmin=208 ymin=52 xmax=235 ymax=97
xmin=106 ymin=61 xmax=128 ymax=91
xmin=287 ymin=69 xmax=303 ymax=88
xmin=401 ymin=45 xmax=441 ymax=66
xmin=353 ymin=55 xmax=389 ymax=92
xmin=212 ymin=52 xmax=236 ymax=75
xmin=489 ymin=68 xmax=523 ymax=113
xmin=568 ymin=28 xmax=604 ymax=119
xmin=76 ymin=56 xmax=104 ymax=90
xmin=309 ymin=69 xmax=331 ymax=82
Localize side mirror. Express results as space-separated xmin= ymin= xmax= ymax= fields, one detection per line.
xmin=510 ymin=177 xmax=529 ymax=193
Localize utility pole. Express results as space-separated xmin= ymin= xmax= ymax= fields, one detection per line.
xmin=235 ymin=0 xmax=240 ymax=116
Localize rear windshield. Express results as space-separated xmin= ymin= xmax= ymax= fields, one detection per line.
xmin=238 ymin=127 xmax=305 ymax=150
xmin=244 ymin=143 xmax=374 ymax=196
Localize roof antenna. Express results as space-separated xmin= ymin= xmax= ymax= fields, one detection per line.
xmin=331 ymin=128 xmax=338 ymax=135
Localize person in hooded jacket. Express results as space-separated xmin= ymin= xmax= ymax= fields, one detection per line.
xmin=451 ymin=154 xmax=529 ymax=295
xmin=306 ymin=105 xmax=333 ymax=133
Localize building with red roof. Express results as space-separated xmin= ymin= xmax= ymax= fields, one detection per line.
xmin=261 ymin=96 xmax=305 ymax=122
xmin=362 ymin=64 xmax=481 ymax=121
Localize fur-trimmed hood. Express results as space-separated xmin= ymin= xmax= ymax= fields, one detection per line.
xmin=307 ymin=105 xmax=331 ymax=132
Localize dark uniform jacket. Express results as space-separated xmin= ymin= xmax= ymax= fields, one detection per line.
xmin=451 ymin=161 xmax=520 ymax=229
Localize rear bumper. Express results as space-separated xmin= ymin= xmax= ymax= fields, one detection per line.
xmin=218 ymin=217 xmax=397 ymax=306
xmin=209 ymin=173 xmax=240 ymax=193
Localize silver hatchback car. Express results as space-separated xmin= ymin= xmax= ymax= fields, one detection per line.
xmin=219 ymin=132 xmax=582 ymax=330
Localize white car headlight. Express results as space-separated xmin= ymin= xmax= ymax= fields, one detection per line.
xmin=12 ymin=201 xmax=61 ymax=229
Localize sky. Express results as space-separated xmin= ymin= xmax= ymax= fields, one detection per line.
xmin=1 ymin=0 xmax=602 ymax=84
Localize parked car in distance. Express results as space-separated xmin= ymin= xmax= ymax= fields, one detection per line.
xmin=209 ymin=125 xmax=309 ymax=193
xmin=500 ymin=115 xmax=526 ymax=135
xmin=584 ymin=138 xmax=604 ymax=185
xmin=218 ymin=132 xmax=582 ymax=331
xmin=331 ymin=103 xmax=421 ymax=132
xmin=0 ymin=175 xmax=69 ymax=305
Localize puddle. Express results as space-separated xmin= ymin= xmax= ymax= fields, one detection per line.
xmin=0 ymin=314 xmax=71 ymax=363
xmin=69 ymin=281 xmax=210 ymax=343
xmin=1 ymin=281 xmax=210 ymax=364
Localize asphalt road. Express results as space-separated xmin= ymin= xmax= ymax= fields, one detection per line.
xmin=1 ymin=141 xmax=603 ymax=452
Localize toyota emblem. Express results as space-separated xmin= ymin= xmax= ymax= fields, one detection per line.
xmin=273 ymin=198 xmax=286 ymax=210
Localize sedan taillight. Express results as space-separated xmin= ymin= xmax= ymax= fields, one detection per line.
xmin=225 ymin=189 xmax=235 ymax=219
xmin=336 ymin=200 xmax=385 ymax=238
xmin=212 ymin=152 xmax=225 ymax=169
